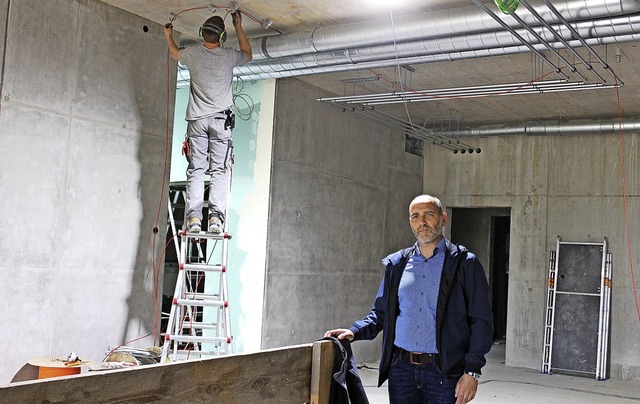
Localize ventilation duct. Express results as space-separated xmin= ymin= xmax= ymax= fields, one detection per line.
xmin=226 ymin=0 xmax=640 ymax=81
xmin=233 ymin=15 xmax=640 ymax=81
xmin=247 ymin=0 xmax=640 ymax=60
xmin=435 ymin=119 xmax=640 ymax=137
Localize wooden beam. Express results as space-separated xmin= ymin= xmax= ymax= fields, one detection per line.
xmin=1 ymin=344 xmax=313 ymax=403
xmin=310 ymin=340 xmax=335 ymax=404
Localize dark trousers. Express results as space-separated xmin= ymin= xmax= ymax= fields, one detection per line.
xmin=388 ymin=351 xmax=458 ymax=404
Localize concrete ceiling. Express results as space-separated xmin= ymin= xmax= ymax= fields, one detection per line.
xmin=101 ymin=0 xmax=640 ymax=130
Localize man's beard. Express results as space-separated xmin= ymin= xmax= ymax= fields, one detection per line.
xmin=414 ymin=221 xmax=443 ymax=244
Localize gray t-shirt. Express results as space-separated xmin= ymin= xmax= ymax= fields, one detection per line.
xmin=180 ymin=45 xmax=248 ymax=121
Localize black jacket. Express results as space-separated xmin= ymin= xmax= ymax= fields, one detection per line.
xmin=322 ymin=337 xmax=369 ymax=404
xmin=349 ymin=240 xmax=493 ymax=386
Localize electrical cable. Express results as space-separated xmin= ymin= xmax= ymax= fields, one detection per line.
xmin=386 ymin=6 xmax=472 ymax=153
xmin=369 ymin=67 xmax=558 ymax=102
xmin=613 ymin=74 xmax=640 ymax=322
xmin=233 ymin=93 xmax=255 ymax=120
xmin=168 ymin=4 xmax=282 ymax=35
xmin=232 ymin=77 xmax=256 ymax=120
xmin=116 ymin=3 xmax=274 ymax=351
xmin=105 ymin=231 xmax=178 ymax=358
xmin=387 ymin=7 xmax=417 ymax=135
xmin=374 ymin=38 xmax=639 ymax=319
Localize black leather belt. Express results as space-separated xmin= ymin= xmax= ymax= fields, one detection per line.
xmin=396 ymin=347 xmax=439 ymax=365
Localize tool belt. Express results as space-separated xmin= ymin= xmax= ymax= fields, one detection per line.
xmin=223 ymin=109 xmax=235 ymax=130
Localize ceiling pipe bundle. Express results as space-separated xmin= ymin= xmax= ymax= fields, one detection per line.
xmin=230 ymin=32 xmax=640 ymax=82
xmin=246 ymin=0 xmax=640 ymax=61
xmin=435 ymin=119 xmax=640 ymax=137
xmin=232 ymin=14 xmax=640 ymax=80
xmin=228 ymin=0 xmax=640 ymax=81
xmin=317 ymin=80 xmax=619 ymax=105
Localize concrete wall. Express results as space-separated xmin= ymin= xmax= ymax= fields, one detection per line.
xmin=261 ymin=78 xmax=423 ymax=363
xmin=424 ymin=133 xmax=640 ymax=380
xmin=0 ymin=0 xmax=173 ymax=383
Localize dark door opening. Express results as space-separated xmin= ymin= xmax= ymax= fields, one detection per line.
xmin=491 ymin=216 xmax=509 ymax=340
xmin=450 ymin=208 xmax=510 ymax=342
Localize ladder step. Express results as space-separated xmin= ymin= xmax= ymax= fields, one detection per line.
xmin=166 ymin=335 xmax=231 ymax=344
xmin=176 ymin=298 xmax=227 ymax=307
xmin=183 ymin=231 xmax=232 ymax=241
xmin=182 ymin=263 xmax=226 ymax=272
xmin=179 ymin=322 xmax=223 ymax=330
xmin=170 ymin=349 xmax=229 ymax=358
xmin=183 ymin=292 xmax=222 ymax=300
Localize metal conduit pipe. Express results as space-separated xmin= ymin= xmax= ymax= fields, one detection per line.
xmin=437 ymin=119 xmax=640 ymax=137
xmin=248 ymin=0 xmax=640 ymax=60
xmin=472 ymin=0 xmax=570 ymax=79
xmin=352 ymin=111 xmax=464 ymax=152
xmin=544 ymin=0 xmax=614 ymax=70
xmin=233 ymin=32 xmax=640 ymax=82
xmin=328 ymin=102 xmax=473 ymax=151
xmin=234 ymin=15 xmax=640 ymax=78
xmin=322 ymin=83 xmax=618 ymax=105
xmin=519 ymin=0 xmax=599 ymax=75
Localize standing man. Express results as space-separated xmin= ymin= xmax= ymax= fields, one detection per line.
xmin=163 ymin=11 xmax=252 ymax=234
xmin=325 ymin=194 xmax=493 ymax=404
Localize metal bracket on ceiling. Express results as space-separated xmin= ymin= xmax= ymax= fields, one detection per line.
xmin=229 ymin=1 xmax=240 ymax=13
xmin=340 ymin=75 xmax=380 ymax=96
xmin=261 ymin=19 xmax=273 ymax=30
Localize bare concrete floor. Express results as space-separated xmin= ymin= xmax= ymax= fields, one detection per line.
xmin=359 ymin=342 xmax=640 ymax=403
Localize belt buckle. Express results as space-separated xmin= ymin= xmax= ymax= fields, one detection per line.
xmin=409 ymin=351 xmax=423 ymax=365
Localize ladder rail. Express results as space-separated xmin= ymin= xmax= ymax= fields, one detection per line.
xmin=595 ymin=238 xmax=607 ymax=380
xmin=161 ymin=177 xmax=235 ymax=362
xmin=160 ymin=263 xmax=184 ymax=363
xmin=541 ymin=238 xmax=559 ymax=374
xmin=167 ymin=197 xmax=181 ymax=259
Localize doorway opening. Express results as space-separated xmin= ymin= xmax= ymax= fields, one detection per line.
xmin=491 ymin=216 xmax=510 ymax=340
xmin=450 ymin=208 xmax=510 ymax=342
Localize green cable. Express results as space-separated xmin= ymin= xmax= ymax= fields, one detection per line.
xmin=494 ymin=0 xmax=520 ymax=14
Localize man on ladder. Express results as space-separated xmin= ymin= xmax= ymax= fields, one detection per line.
xmin=163 ymin=10 xmax=252 ymax=233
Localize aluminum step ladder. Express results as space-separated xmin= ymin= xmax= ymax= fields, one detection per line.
xmin=160 ymin=184 xmax=233 ymax=363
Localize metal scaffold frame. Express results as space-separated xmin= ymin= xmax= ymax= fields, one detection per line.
xmin=541 ymin=236 xmax=612 ymax=380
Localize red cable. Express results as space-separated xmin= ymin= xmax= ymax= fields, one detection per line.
xmin=170 ymin=5 xmax=282 ymax=34
xmin=370 ymin=66 xmax=640 ymax=321
xmin=113 ymin=232 xmax=176 ymax=354
xmin=122 ymin=3 xmax=280 ymax=353
xmin=368 ymin=68 xmax=558 ymax=101
xmin=115 ymin=47 xmax=173 ymax=353
xmin=614 ymin=74 xmax=640 ymax=322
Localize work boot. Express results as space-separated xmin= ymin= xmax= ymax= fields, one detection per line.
xmin=187 ymin=217 xmax=201 ymax=233
xmin=208 ymin=213 xmax=223 ymax=234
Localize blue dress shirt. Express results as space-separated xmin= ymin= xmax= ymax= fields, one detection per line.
xmin=393 ymin=238 xmax=446 ymax=353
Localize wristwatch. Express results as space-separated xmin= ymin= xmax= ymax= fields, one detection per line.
xmin=465 ymin=371 xmax=481 ymax=381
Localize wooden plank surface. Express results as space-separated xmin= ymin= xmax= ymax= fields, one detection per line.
xmin=310 ymin=340 xmax=335 ymax=404
xmin=1 ymin=344 xmax=313 ymax=403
